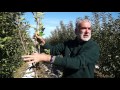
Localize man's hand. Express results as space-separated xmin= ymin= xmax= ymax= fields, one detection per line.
xmin=33 ymin=32 xmax=46 ymax=46
xmin=22 ymin=53 xmax=51 ymax=64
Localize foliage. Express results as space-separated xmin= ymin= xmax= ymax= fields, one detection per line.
xmin=92 ymin=12 xmax=120 ymax=78
xmin=32 ymin=12 xmax=45 ymax=37
xmin=0 ymin=12 xmax=33 ymax=78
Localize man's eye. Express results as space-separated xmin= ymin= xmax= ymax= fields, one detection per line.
xmin=80 ymin=27 xmax=91 ymax=30
xmin=80 ymin=27 xmax=86 ymax=29
xmin=88 ymin=28 xmax=91 ymax=30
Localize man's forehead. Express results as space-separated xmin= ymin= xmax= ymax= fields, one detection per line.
xmin=80 ymin=22 xmax=91 ymax=26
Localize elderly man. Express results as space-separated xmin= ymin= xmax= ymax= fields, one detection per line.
xmin=22 ymin=19 xmax=100 ymax=78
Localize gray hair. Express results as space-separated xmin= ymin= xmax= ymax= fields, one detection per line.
xmin=75 ymin=18 xmax=91 ymax=30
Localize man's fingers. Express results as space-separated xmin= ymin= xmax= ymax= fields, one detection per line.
xmin=23 ymin=58 xmax=33 ymax=61
xmin=35 ymin=33 xmax=42 ymax=39
xmin=23 ymin=58 xmax=35 ymax=64
xmin=22 ymin=55 xmax=33 ymax=58
xmin=22 ymin=55 xmax=34 ymax=62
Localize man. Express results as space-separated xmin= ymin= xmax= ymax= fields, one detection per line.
xmin=22 ymin=19 xmax=100 ymax=78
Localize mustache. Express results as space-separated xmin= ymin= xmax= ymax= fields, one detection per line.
xmin=84 ymin=34 xmax=89 ymax=36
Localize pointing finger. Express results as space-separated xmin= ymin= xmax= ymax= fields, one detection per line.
xmin=22 ymin=57 xmax=33 ymax=61
xmin=22 ymin=55 xmax=33 ymax=58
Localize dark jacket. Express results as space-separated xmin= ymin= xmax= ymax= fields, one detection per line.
xmin=44 ymin=38 xmax=100 ymax=78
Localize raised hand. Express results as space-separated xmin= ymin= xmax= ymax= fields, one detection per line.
xmin=22 ymin=53 xmax=51 ymax=64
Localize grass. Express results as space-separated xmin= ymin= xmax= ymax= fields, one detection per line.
xmin=13 ymin=62 xmax=29 ymax=78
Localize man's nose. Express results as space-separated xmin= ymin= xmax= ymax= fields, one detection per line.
xmin=85 ymin=29 xmax=89 ymax=34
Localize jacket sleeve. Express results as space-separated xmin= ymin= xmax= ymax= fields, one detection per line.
xmin=43 ymin=42 xmax=65 ymax=55
xmin=53 ymin=42 xmax=100 ymax=70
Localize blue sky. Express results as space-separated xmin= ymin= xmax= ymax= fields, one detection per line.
xmin=24 ymin=12 xmax=119 ymax=38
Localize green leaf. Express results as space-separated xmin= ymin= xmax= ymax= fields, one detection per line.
xmin=0 ymin=44 xmax=4 ymax=49
xmin=39 ymin=32 xmax=44 ymax=36
xmin=44 ymin=49 xmax=50 ymax=54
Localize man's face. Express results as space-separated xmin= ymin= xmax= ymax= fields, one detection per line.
xmin=76 ymin=21 xmax=91 ymax=41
